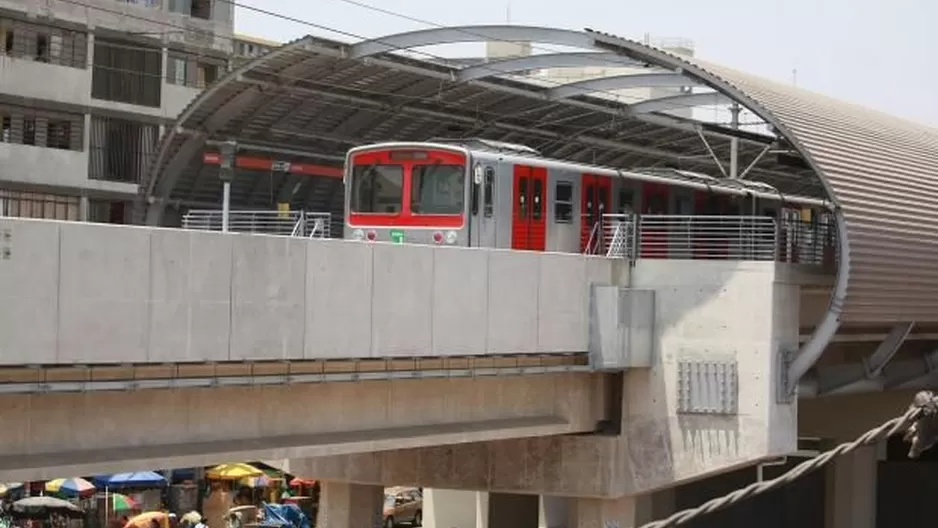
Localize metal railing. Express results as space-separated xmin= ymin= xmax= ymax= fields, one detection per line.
xmin=182 ymin=210 xmax=332 ymax=238
xmin=599 ymin=214 xmax=838 ymax=268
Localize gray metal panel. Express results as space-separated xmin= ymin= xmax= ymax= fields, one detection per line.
xmin=629 ymin=91 xmax=733 ymax=114
xmin=547 ymin=73 xmax=700 ymax=100
xmin=676 ymin=359 xmax=739 ymax=415
xmin=349 ymin=26 xmax=598 ymax=58
xmin=588 ymin=285 xmax=654 ymax=369
xmin=457 ymin=52 xmax=645 ymax=83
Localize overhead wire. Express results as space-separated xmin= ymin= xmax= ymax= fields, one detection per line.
xmin=638 ymin=391 xmax=938 ymax=528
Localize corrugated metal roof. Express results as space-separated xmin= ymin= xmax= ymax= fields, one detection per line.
xmin=597 ymin=35 xmax=938 ymax=324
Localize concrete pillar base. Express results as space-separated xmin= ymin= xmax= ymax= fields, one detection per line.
xmin=826 ymin=445 xmax=878 ymax=528
xmin=316 ymin=481 xmax=384 ymax=528
xmin=568 ymin=496 xmax=638 ymax=528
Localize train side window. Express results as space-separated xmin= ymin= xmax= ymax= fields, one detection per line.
xmin=554 ymin=181 xmax=573 ymax=223
xmin=483 ymin=167 xmax=494 ymax=217
xmin=471 ymin=179 xmax=480 ymax=216
xmin=618 ymin=188 xmax=635 ymax=213
xmin=532 ymin=178 xmax=543 ymax=220
xmin=518 ymin=176 xmax=528 ymax=219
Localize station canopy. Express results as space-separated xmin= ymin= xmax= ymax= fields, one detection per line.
xmin=140 ymin=25 xmax=938 ymax=394
xmin=139 ymin=26 xmax=829 ymax=226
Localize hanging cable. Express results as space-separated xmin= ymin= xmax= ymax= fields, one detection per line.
xmin=638 ymin=390 xmax=938 ymax=528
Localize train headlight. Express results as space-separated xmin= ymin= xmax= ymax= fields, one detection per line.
xmin=366 ymin=230 xmax=377 ymax=241
xmin=445 ymin=231 xmax=458 ymax=244
xmin=352 ymin=229 xmax=364 ymax=241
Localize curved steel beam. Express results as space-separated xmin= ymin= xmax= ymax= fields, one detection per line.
xmin=629 ymin=91 xmax=731 ymax=114
xmin=350 ymin=25 xmax=598 ymax=58
xmin=456 ymin=52 xmax=647 ymax=83
xmin=547 ymin=73 xmax=700 ymax=101
xmin=583 ymin=29 xmax=845 ymax=395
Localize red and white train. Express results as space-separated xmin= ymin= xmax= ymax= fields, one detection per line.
xmin=342 ymin=139 xmax=832 ymax=255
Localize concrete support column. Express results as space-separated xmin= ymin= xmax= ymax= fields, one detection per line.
xmin=539 ymin=496 xmax=570 ymax=528
xmin=825 ymin=445 xmax=878 ymax=528
xmin=316 ymin=481 xmax=384 ymax=528
xmin=488 ymin=493 xmax=539 ymax=528
xmin=79 ymin=196 xmax=90 ymax=222
xmin=634 ymin=488 xmax=675 ymax=525
xmin=568 ymin=495 xmax=638 ymax=528
xmin=423 ymin=489 xmax=486 ymax=528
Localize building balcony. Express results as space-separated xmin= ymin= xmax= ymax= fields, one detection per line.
xmin=0 ymin=55 xmax=91 ymax=108
xmin=0 ymin=142 xmax=136 ymax=195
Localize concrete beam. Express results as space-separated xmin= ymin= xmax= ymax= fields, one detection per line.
xmin=0 ymin=373 xmax=603 ymax=481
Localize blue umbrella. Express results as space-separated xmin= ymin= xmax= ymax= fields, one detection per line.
xmin=93 ymin=472 xmax=168 ymax=489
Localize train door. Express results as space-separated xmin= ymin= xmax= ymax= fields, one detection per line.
xmin=639 ymin=183 xmax=670 ymax=258
xmin=470 ymin=163 xmax=497 ymax=248
xmin=511 ymin=164 xmax=547 ymax=251
xmin=580 ymin=174 xmax=612 ymax=253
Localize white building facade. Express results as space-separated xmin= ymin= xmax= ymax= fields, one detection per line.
xmin=0 ymin=0 xmax=257 ymax=223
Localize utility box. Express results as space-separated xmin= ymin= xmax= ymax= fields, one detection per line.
xmin=588 ymin=286 xmax=655 ymax=370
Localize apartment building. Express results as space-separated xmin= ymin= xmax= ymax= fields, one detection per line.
xmin=0 ymin=0 xmax=237 ymax=223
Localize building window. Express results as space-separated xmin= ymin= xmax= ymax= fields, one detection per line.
xmin=554 ymin=181 xmax=573 ymax=223
xmin=0 ymin=189 xmax=80 ymax=221
xmin=167 ymin=56 xmax=188 ymax=85
xmin=191 ymin=0 xmax=211 ymax=20
xmin=0 ymin=18 xmax=86 ymax=68
xmin=88 ymin=115 xmax=158 ymax=183
xmin=91 ymin=38 xmax=161 ymax=107
xmin=22 ymin=118 xmax=35 ymax=145
xmin=167 ymin=52 xmax=223 ymax=88
xmin=0 ymin=105 xmax=81 ymax=150
xmin=35 ymin=33 xmax=48 ymax=62
xmin=2 ymin=27 xmax=12 ymax=54
xmin=47 ymin=120 xmax=72 ymax=150
xmin=168 ymin=0 xmax=211 ymax=19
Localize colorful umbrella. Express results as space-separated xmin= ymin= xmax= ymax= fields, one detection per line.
xmin=11 ymin=496 xmax=84 ymax=519
xmin=0 ymin=483 xmax=23 ymax=497
xmin=109 ymin=493 xmax=136 ymax=511
xmin=288 ymin=478 xmax=316 ymax=487
xmin=94 ymin=472 xmax=167 ymax=489
xmin=205 ymin=464 xmax=262 ymax=480
xmin=45 ymin=478 xmax=95 ymax=496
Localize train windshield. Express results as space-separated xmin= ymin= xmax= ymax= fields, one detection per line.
xmin=350 ymin=164 xmax=404 ymax=214
xmin=410 ymin=164 xmax=465 ymax=215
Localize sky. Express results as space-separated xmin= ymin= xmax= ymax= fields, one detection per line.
xmin=235 ymin=0 xmax=938 ymax=128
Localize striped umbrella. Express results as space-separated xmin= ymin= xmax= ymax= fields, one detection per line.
xmin=45 ymin=478 xmax=95 ymax=497
xmin=109 ymin=493 xmax=136 ymax=512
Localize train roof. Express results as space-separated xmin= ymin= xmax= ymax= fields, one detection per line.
xmin=349 ymin=141 xmax=830 ymax=208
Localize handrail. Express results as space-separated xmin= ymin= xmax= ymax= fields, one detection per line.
xmin=182 ymin=209 xmax=332 ymax=239
xmin=599 ymin=213 xmax=837 ymax=267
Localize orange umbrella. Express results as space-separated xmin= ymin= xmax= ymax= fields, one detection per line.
xmin=124 ymin=511 xmax=169 ymax=528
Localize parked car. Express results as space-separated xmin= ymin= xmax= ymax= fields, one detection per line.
xmin=382 ymin=487 xmax=422 ymax=528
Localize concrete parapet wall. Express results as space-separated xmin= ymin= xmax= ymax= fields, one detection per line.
xmin=0 ymin=218 xmax=620 ymax=364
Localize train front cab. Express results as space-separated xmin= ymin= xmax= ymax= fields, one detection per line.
xmin=344 ymin=145 xmax=470 ymax=246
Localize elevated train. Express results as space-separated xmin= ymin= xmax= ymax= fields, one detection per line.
xmin=343 ymin=139 xmax=833 ymax=259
